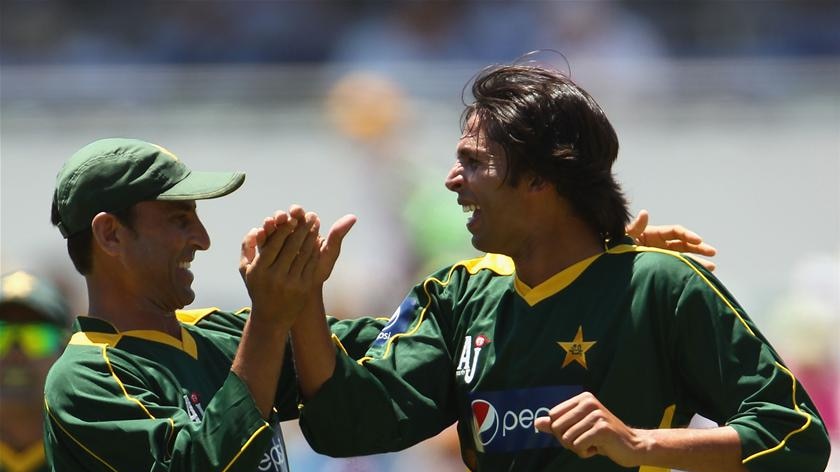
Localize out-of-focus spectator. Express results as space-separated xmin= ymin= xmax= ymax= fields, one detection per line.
xmin=0 ymin=270 xmax=71 ymax=472
xmin=765 ymin=251 xmax=840 ymax=437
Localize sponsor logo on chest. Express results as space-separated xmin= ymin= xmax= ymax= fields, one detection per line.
xmin=469 ymin=385 xmax=583 ymax=453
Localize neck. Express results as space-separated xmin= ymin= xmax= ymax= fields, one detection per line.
xmin=86 ymin=275 xmax=182 ymax=339
xmin=511 ymin=214 xmax=604 ymax=288
xmin=0 ymin=401 xmax=43 ymax=451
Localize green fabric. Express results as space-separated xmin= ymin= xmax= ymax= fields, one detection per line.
xmin=42 ymin=309 xmax=385 ymax=472
xmin=53 ymin=138 xmax=244 ymax=237
xmin=44 ymin=310 xmax=280 ymax=471
xmin=299 ymin=245 xmax=830 ymax=471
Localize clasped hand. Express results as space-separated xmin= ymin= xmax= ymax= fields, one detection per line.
xmin=239 ymin=205 xmax=356 ymax=326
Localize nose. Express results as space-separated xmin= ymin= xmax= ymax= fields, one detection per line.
xmin=445 ymin=161 xmax=463 ymax=192
xmin=192 ymin=219 xmax=211 ymax=251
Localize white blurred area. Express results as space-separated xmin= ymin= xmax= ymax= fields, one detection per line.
xmin=2 ymin=57 xmax=838 ymax=470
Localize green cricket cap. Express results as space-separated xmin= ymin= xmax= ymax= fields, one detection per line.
xmin=0 ymin=271 xmax=71 ymax=327
xmin=53 ymin=138 xmax=245 ymax=238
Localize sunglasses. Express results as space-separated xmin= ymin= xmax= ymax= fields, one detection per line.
xmin=0 ymin=321 xmax=64 ymax=358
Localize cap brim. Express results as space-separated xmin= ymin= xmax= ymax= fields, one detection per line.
xmin=157 ymin=171 xmax=245 ymax=201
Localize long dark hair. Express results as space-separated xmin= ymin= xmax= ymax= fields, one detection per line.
xmin=462 ymin=64 xmax=629 ymax=242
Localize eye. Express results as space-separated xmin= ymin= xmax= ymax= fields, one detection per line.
xmin=172 ymin=213 xmax=191 ymax=228
xmin=462 ymin=156 xmax=481 ymax=169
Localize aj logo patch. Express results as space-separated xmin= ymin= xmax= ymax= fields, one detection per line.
xmin=182 ymin=391 xmax=205 ymax=423
xmin=456 ymin=334 xmax=491 ymax=384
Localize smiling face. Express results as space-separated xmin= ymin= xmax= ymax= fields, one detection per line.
xmin=118 ymin=200 xmax=210 ymax=311
xmin=445 ymin=116 xmax=534 ymax=255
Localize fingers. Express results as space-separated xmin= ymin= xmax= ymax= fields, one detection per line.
xmin=255 ymin=213 xmax=298 ymax=268
xmin=324 ymin=214 xmax=357 ymax=253
xmin=687 ymin=254 xmax=717 ymax=272
xmin=314 ymin=214 xmax=357 ymax=284
xmin=288 ymin=213 xmax=321 ymax=278
xmin=656 ymin=225 xmax=703 ymax=245
xmin=239 ymin=227 xmax=260 ymax=278
xmin=536 ymin=392 xmax=611 ymax=458
xmin=273 ymin=212 xmax=317 ymax=273
xmin=625 ymin=209 xmax=649 ymax=240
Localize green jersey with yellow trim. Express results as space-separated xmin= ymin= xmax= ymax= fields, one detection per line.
xmin=43 ymin=308 xmax=385 ymax=472
xmin=299 ymin=243 xmax=830 ymax=472
xmin=0 ymin=441 xmax=49 ymax=472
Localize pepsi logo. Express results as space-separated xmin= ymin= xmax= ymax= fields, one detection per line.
xmin=471 ymin=399 xmax=499 ymax=446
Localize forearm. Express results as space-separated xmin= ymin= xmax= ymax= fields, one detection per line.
xmin=231 ymin=313 xmax=290 ymax=419
xmin=633 ymin=426 xmax=746 ymax=472
xmin=290 ymin=288 xmax=337 ymax=399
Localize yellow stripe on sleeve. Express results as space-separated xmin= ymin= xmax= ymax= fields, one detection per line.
xmin=44 ymin=398 xmax=120 ymax=472
xmin=221 ymin=423 xmax=271 ymax=472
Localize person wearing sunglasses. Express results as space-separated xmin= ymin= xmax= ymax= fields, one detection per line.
xmin=1 ymin=270 xmax=71 ymax=472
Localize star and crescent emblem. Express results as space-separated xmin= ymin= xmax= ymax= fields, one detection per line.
xmin=558 ymin=326 xmax=597 ymax=369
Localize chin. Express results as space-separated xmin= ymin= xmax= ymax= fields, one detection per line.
xmin=177 ymin=289 xmax=196 ymax=308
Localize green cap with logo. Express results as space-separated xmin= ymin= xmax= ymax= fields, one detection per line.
xmin=0 ymin=271 xmax=71 ymax=327
xmin=53 ymin=138 xmax=246 ymax=238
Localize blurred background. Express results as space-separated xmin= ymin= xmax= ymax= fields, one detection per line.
xmin=1 ymin=1 xmax=838 ymax=470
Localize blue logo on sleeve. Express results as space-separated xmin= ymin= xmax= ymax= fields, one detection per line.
xmin=469 ymin=385 xmax=583 ymax=453
xmin=372 ymin=296 xmax=419 ymax=347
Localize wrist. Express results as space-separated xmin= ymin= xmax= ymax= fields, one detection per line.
xmin=247 ymin=308 xmax=295 ymax=334
xmin=631 ymin=428 xmax=656 ymax=465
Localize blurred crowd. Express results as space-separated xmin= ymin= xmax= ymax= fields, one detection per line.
xmin=1 ymin=2 xmax=838 ymax=471
xmin=2 ymin=0 xmax=839 ymax=65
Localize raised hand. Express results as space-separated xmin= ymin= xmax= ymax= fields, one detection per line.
xmin=239 ymin=207 xmax=320 ymax=327
xmin=626 ymin=209 xmax=717 ymax=271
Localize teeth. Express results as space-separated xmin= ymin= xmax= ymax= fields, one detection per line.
xmin=461 ymin=204 xmax=479 ymax=213
xmin=178 ymin=261 xmax=191 ymax=269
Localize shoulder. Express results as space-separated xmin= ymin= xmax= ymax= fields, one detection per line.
xmin=427 ymin=253 xmax=515 ymax=285
xmin=176 ymin=307 xmax=248 ymax=335
xmin=606 ymin=244 xmax=707 ymax=278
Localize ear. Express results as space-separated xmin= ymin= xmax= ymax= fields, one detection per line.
xmin=90 ymin=212 xmax=126 ymax=257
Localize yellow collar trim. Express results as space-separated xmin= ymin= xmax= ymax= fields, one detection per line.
xmin=0 ymin=440 xmax=45 ymax=472
xmin=514 ymin=252 xmax=603 ymax=306
xmin=69 ymin=326 xmax=198 ymax=359
xmin=458 ymin=253 xmax=515 ymax=275
xmin=175 ymin=307 xmax=220 ymax=325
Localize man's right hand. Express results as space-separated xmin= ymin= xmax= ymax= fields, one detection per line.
xmin=239 ymin=206 xmax=320 ymax=328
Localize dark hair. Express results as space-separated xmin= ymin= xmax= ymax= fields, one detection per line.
xmin=462 ymin=64 xmax=630 ymax=242
xmin=51 ymin=197 xmax=136 ymax=275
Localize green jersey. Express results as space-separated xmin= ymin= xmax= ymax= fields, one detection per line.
xmin=42 ymin=308 xmax=384 ymax=472
xmin=299 ymin=242 xmax=830 ymax=471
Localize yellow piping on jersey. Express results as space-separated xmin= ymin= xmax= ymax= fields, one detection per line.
xmin=67 ymin=333 xmax=178 ymax=454
xmin=741 ymin=362 xmax=813 ymax=464
xmin=609 ymin=244 xmax=815 ymax=463
xmin=359 ymin=254 xmax=512 ymax=363
xmin=45 ymin=398 xmax=119 ymax=472
xmin=221 ymin=423 xmax=271 ymax=472
xmin=607 ymin=244 xmax=755 ymax=336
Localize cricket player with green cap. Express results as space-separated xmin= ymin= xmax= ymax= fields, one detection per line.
xmin=41 ymin=137 xmax=744 ymax=472
xmin=43 ymin=137 xmax=333 ymax=472
xmin=1 ymin=270 xmax=71 ymax=472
